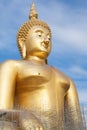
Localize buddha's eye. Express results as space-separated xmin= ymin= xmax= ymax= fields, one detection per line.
xmin=37 ymin=32 xmax=42 ymax=37
xmin=47 ymin=35 xmax=51 ymax=40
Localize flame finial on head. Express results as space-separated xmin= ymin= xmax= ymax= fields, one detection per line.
xmin=29 ymin=1 xmax=38 ymax=19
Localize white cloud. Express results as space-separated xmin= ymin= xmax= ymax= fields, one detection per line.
xmin=57 ymin=26 xmax=87 ymax=53
xmin=68 ymin=66 xmax=87 ymax=77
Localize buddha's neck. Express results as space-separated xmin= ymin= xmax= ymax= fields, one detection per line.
xmin=25 ymin=56 xmax=45 ymax=64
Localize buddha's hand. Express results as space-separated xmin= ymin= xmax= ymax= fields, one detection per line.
xmin=20 ymin=118 xmax=45 ymax=130
xmin=35 ymin=127 xmax=44 ymax=130
xmin=19 ymin=110 xmax=45 ymax=130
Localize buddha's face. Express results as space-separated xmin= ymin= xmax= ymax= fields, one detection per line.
xmin=25 ymin=25 xmax=52 ymax=59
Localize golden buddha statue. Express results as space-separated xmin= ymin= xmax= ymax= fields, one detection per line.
xmin=0 ymin=2 xmax=83 ymax=130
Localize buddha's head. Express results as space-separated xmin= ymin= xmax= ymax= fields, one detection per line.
xmin=17 ymin=2 xmax=52 ymax=61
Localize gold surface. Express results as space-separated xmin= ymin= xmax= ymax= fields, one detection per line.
xmin=0 ymin=1 xmax=83 ymax=130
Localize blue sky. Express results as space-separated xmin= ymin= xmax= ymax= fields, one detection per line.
xmin=0 ymin=0 xmax=87 ymax=104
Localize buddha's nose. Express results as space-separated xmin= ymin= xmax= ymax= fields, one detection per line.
xmin=43 ymin=37 xmax=49 ymax=44
xmin=44 ymin=40 xmax=49 ymax=45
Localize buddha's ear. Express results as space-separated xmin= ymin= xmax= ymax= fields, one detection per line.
xmin=22 ymin=43 xmax=26 ymax=59
xmin=18 ymin=40 xmax=27 ymax=59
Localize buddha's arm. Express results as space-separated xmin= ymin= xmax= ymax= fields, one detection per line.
xmin=64 ymin=79 xmax=83 ymax=127
xmin=0 ymin=60 xmax=18 ymax=109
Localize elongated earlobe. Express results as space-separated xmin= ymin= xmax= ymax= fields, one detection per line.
xmin=17 ymin=39 xmax=26 ymax=59
xmin=22 ymin=44 xmax=26 ymax=59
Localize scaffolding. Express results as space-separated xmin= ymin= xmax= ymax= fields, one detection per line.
xmin=0 ymin=105 xmax=87 ymax=130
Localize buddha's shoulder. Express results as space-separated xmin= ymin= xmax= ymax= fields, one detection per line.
xmin=0 ymin=60 xmax=21 ymax=68
xmin=0 ymin=60 xmax=36 ymax=69
xmin=51 ymin=66 xmax=70 ymax=85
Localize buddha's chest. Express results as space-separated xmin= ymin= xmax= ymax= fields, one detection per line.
xmin=17 ymin=62 xmax=53 ymax=86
